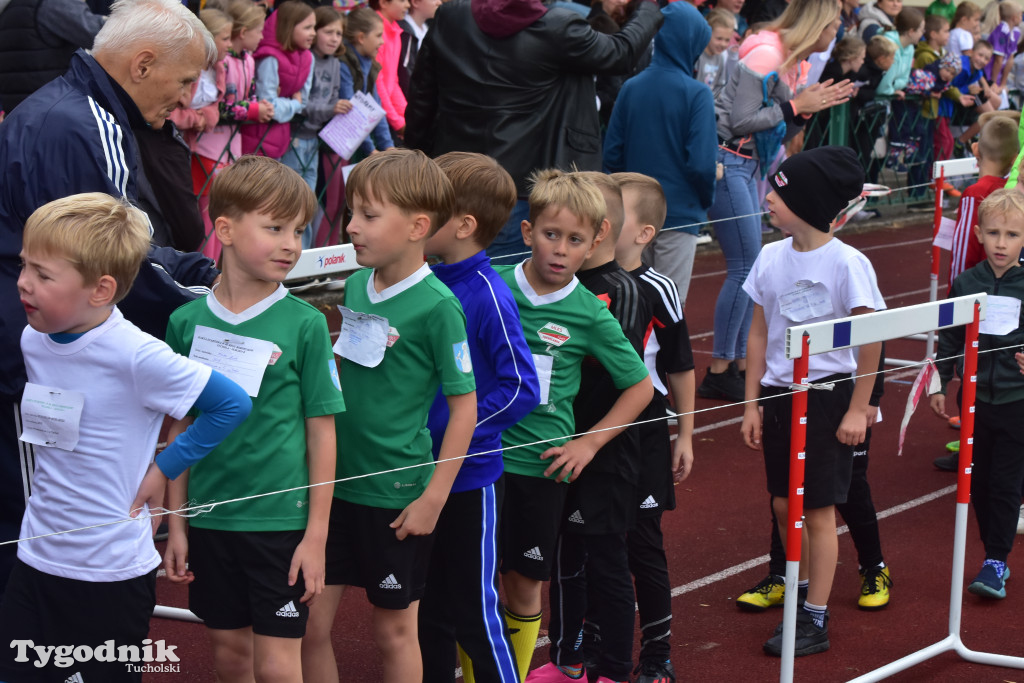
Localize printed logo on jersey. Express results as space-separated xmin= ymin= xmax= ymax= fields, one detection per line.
xmin=453 ymin=340 xmax=473 ymax=373
xmin=387 ymin=327 xmax=400 ymax=347
xmin=774 ymin=171 xmax=788 ymax=187
xmin=276 ymin=601 xmax=300 ymax=617
xmin=268 ymin=343 xmax=283 ymax=366
xmin=328 ymin=360 xmax=341 ymax=391
xmin=568 ymin=510 xmax=584 ymax=524
xmin=523 ymin=546 xmax=544 ymax=561
xmin=640 ymin=495 xmax=659 ymax=510
xmin=380 ymin=574 xmax=402 ymax=589
xmin=538 ymin=323 xmax=570 ymax=347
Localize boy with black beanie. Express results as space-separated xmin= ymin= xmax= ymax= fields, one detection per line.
xmin=740 ymin=146 xmax=886 ymax=657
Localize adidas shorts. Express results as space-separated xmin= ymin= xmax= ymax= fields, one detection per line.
xmin=324 ymin=498 xmax=434 ymax=609
xmin=188 ymin=527 xmax=308 ymax=638
xmin=635 ymin=394 xmax=676 ymax=518
xmin=761 ymin=375 xmax=854 ymax=509
xmin=0 ymin=559 xmax=156 ymax=683
xmin=562 ymin=470 xmax=636 ymax=535
xmin=500 ymin=472 xmax=568 ymax=581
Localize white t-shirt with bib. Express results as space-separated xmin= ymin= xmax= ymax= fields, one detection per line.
xmin=18 ymin=307 xmax=210 ymax=582
xmin=743 ymin=237 xmax=885 ymax=388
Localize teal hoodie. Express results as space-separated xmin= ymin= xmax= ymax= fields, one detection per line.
xmin=877 ymin=30 xmax=915 ymax=96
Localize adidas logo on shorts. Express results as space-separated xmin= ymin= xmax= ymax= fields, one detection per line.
xmin=276 ymin=601 xmax=300 ymax=617
xmin=65 ymin=673 xmax=85 ymax=683
xmin=568 ymin=510 xmax=584 ymax=524
xmin=523 ymin=546 xmax=544 ymax=561
xmin=379 ymin=573 xmax=402 ymax=590
xmin=640 ymin=495 xmax=659 ymax=509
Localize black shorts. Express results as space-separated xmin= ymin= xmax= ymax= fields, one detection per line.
xmin=562 ymin=470 xmax=636 ymax=535
xmin=635 ymin=394 xmax=676 ymax=517
xmin=324 ymin=497 xmax=434 ymax=609
xmin=188 ymin=527 xmax=308 ymax=638
xmin=761 ymin=375 xmax=854 ymax=509
xmin=500 ymin=472 xmax=569 ymax=581
xmin=0 ymin=559 xmax=156 ymax=683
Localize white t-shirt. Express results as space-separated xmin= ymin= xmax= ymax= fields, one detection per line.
xmin=18 ymin=307 xmax=210 ymax=582
xmin=948 ymin=28 xmax=974 ymax=60
xmin=743 ymin=237 xmax=885 ymax=387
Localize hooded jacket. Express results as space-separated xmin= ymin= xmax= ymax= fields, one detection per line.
xmin=405 ymin=0 xmax=662 ymax=196
xmin=604 ymin=2 xmax=716 ymax=235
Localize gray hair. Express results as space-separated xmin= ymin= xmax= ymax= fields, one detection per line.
xmin=92 ymin=0 xmax=217 ymax=68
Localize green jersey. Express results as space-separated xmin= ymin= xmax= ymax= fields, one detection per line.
xmin=496 ymin=263 xmax=650 ymax=480
xmin=166 ymin=286 xmax=346 ymax=531
xmin=333 ymin=265 xmax=475 ymax=508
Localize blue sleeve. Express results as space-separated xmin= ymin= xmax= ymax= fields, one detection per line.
xmin=367 ymin=84 xmax=394 ymax=153
xmin=339 ymin=61 xmax=356 ymax=99
xmin=154 ymin=370 xmax=252 ymax=480
xmin=256 ymin=58 xmax=305 ymax=122
xmin=687 ymin=86 xmax=718 ymax=211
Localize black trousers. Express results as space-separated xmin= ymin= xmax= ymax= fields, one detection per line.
xmin=971 ymin=399 xmax=1024 ymax=563
xmin=627 ymin=512 xmax=672 ymax=664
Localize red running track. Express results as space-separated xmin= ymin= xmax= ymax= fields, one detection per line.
xmin=146 ymin=219 xmax=1024 ymax=682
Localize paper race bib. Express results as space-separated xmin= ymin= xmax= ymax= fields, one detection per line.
xmin=19 ymin=383 xmax=85 ymax=451
xmin=189 ymin=326 xmax=274 ymax=397
xmin=333 ymin=306 xmax=389 ymax=367
xmin=779 ymin=280 xmax=834 ymax=322
xmin=979 ymin=295 xmax=1022 ymax=336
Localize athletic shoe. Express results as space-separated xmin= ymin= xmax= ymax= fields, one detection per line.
xmin=633 ymin=660 xmax=675 ymax=683
xmin=968 ymin=564 xmax=1010 ymax=599
xmin=526 ymin=662 xmax=585 ymax=682
xmin=736 ymin=574 xmax=785 ymax=611
xmin=1017 ymin=505 xmax=1024 ymax=535
xmin=948 ymin=415 xmax=961 ymax=429
xmin=933 ymin=453 xmax=958 ymax=472
xmin=858 ymin=566 xmax=891 ymax=610
xmin=696 ymin=363 xmax=745 ymax=403
xmin=763 ymin=609 xmax=830 ymax=657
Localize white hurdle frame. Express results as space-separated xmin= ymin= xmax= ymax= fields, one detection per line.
xmin=778 ymin=293 xmax=1024 ymax=682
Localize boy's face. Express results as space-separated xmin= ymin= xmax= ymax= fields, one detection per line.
xmin=707 ymin=26 xmax=733 ymax=56
xmin=219 ymin=210 xmax=304 ymax=283
xmin=930 ymin=24 xmax=950 ymax=47
xmin=614 ymin=188 xmax=645 ymax=264
xmin=765 ymin=190 xmax=802 ymax=231
xmin=938 ymin=65 xmax=957 ymax=82
xmin=424 ymin=213 xmax=468 ymax=262
xmin=521 ymin=206 xmax=599 ymax=294
xmin=17 ymin=250 xmax=99 ymax=334
xmin=346 ymin=192 xmax=421 ymax=269
xmin=974 ymin=214 xmax=1024 ymax=278
xmin=970 ymin=46 xmax=993 ymax=71
xmin=875 ymin=52 xmax=896 ymax=71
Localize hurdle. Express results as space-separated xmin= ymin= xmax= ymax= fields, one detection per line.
xmin=776 ymin=292 xmax=1024 ymax=682
xmin=887 ymin=158 xmax=980 ymax=368
xmin=284 ymin=242 xmax=359 ymax=283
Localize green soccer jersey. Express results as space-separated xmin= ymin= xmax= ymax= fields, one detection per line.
xmin=496 ymin=263 xmax=650 ymax=480
xmin=333 ymin=265 xmax=475 ymax=508
xmin=166 ymin=286 xmax=346 ymax=531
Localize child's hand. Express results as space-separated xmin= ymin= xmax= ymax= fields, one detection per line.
xmin=672 ymin=438 xmax=693 ymax=483
xmin=194 ymin=116 xmax=207 ymax=133
xmin=288 ymin=536 xmax=325 ymax=605
xmin=931 ymin=91 xmax=942 ymax=99
xmin=1015 ymin=351 xmax=1024 ymax=374
xmin=292 ymin=92 xmax=303 ymax=103
xmin=741 ymin=405 xmax=762 ymax=450
xmin=836 ymin=406 xmax=870 ymax=445
xmin=162 ymin=530 xmax=193 ymax=585
xmin=130 ymin=463 xmax=167 ymax=536
xmin=390 ymin=493 xmax=444 ymax=540
xmin=961 ymin=94 xmax=977 ymax=106
xmin=930 ymin=392 xmax=948 ymax=418
xmin=968 ymin=82 xmax=982 ymax=95
xmin=334 ymin=99 xmax=353 ymax=115
xmin=258 ymin=100 xmax=274 ymax=123
xmin=541 ymin=438 xmax=598 ymax=482
xmin=991 ymin=83 xmax=1004 ymax=95
xmin=894 ymin=90 xmax=906 ymax=99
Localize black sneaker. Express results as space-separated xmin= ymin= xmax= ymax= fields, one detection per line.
xmin=634 ymin=660 xmax=676 ymax=683
xmin=697 ymin=363 xmax=745 ymax=403
xmin=933 ymin=453 xmax=958 ymax=472
xmin=763 ymin=609 xmax=830 ymax=657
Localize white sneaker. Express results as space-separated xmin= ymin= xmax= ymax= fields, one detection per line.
xmin=1017 ymin=505 xmax=1024 ymax=535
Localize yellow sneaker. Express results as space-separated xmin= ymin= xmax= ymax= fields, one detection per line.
xmin=858 ymin=565 xmax=891 ymax=610
xmin=736 ymin=574 xmax=785 ymax=611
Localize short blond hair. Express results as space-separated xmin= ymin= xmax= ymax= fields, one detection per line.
xmin=210 ymin=155 xmax=318 ymax=225
xmin=979 ymin=187 xmax=1024 ymax=227
xmin=866 ymin=34 xmax=896 ymax=61
xmin=705 ymin=8 xmax=735 ymax=30
xmin=610 ymin=172 xmax=667 ymax=234
xmin=575 ymin=171 xmax=623 ymax=240
xmin=527 ymin=169 xmax=606 ymax=235
xmin=22 ymin=193 xmax=150 ymax=304
xmin=345 ymin=148 xmax=455 ymax=235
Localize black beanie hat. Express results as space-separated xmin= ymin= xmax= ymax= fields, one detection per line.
xmin=768 ymin=146 xmax=864 ymax=232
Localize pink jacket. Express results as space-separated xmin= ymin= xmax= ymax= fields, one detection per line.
xmin=375 ymin=10 xmax=407 ymax=130
xmin=198 ymin=50 xmax=260 ymax=163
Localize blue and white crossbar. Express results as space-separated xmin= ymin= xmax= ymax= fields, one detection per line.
xmin=785 ymin=293 xmax=987 ymax=360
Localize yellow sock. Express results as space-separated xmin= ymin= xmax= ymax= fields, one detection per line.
xmin=504 ymin=607 xmax=542 ymax=682
xmin=457 ymin=642 xmax=475 ymax=683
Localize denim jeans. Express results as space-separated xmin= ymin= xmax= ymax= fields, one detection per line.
xmin=707 ymin=149 xmax=761 ymax=360
xmin=281 ymin=137 xmax=320 ymax=249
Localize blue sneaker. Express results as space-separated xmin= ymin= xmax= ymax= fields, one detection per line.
xmin=968 ymin=564 xmax=1010 ymax=599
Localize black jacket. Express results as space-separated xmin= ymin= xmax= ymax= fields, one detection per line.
xmin=405 ymin=0 xmax=662 ymax=196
